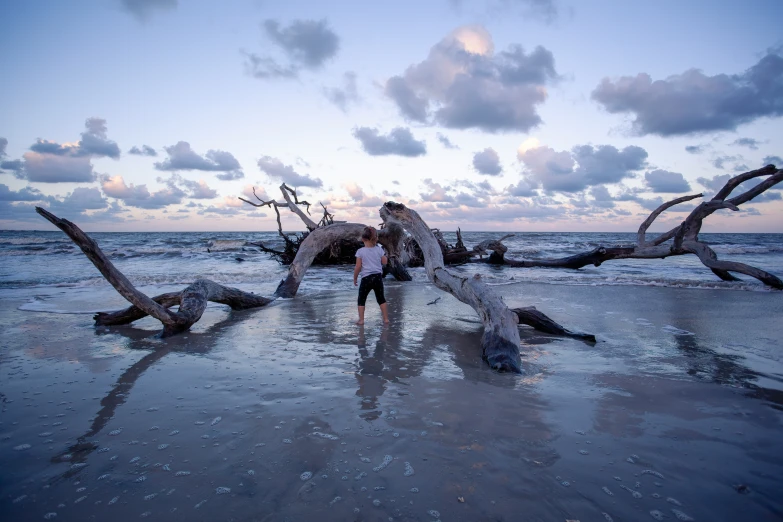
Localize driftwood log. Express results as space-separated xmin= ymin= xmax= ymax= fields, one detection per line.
xmin=379 ymin=202 xmax=594 ymax=372
xmin=35 ymin=208 xmax=274 ymax=337
xmin=479 ymin=165 xmax=783 ymax=289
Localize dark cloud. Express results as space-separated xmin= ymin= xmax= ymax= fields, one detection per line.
xmin=100 ymin=174 xmax=185 ymax=209
xmin=589 ymin=185 xmax=615 ymax=208
xmin=0 ymin=159 xmax=24 ymax=176
xmin=129 ymin=145 xmax=157 ymax=156
xmin=25 ymin=119 xmax=119 ymax=160
xmin=4 ymin=118 xmax=120 ymax=183
xmin=245 ymin=19 xmax=339 ymax=79
xmin=505 ymin=178 xmax=537 ymax=197
xmin=732 ymin=137 xmax=761 ymax=150
xmin=52 ymin=187 xmax=108 ymax=211
xmin=323 ymin=71 xmax=359 ymax=112
xmin=257 ymin=156 xmax=323 ymax=187
xmin=353 ymin=127 xmax=426 ymax=157
xmin=436 ymin=133 xmax=459 ymax=149
xmin=762 ymin=155 xmax=783 ymax=166
xmin=591 ymin=49 xmax=783 ymax=136
xmin=154 ymin=141 xmax=244 ymax=180
xmin=519 ymin=144 xmax=648 ymax=193
xmin=121 ymin=0 xmax=177 ymax=22
xmin=384 ymin=26 xmax=559 ymax=133
xmin=696 ymin=173 xmax=781 ymax=203
xmin=79 ymin=118 xmax=121 ymax=159
xmin=644 ymin=169 xmax=691 ymax=193
xmin=472 ymin=147 xmax=502 ymax=175
xmin=160 ymin=173 xmax=218 ymax=199
xmin=21 ymin=153 xmax=95 ymax=183
xmin=0 ymin=137 xmax=7 ymax=158
xmin=685 ymin=145 xmax=704 ymax=154
xmin=711 ymin=154 xmax=742 ymax=170
xmin=0 ymin=184 xmax=43 ymax=201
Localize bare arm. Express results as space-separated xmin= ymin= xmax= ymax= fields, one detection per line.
xmin=353 ymin=257 xmax=362 ymax=286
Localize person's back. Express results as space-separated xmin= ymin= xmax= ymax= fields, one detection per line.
xmin=356 ymin=244 xmax=384 ymax=277
xmin=353 ymin=227 xmax=389 ymax=325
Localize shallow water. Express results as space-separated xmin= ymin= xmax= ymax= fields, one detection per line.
xmin=1 ymin=281 xmax=782 ymax=521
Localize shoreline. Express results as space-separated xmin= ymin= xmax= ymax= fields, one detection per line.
xmin=1 ymin=282 xmax=781 ymax=521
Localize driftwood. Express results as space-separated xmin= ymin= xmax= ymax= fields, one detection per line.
xmin=378 ymin=221 xmax=412 ymax=281
xmin=275 ymin=223 xmax=366 ymax=298
xmin=35 ymin=208 xmax=274 ymax=337
xmin=479 ymin=165 xmax=783 ymax=289
xmin=512 ymin=307 xmax=595 ymax=342
xmin=380 ymin=202 xmax=594 ymax=372
xmin=380 ymin=202 xmax=522 ymax=372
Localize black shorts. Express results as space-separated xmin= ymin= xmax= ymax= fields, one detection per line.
xmin=357 ymin=273 xmax=386 ymax=306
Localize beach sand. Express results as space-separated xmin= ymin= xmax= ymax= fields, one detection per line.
xmin=1 ymin=281 xmax=782 ymax=521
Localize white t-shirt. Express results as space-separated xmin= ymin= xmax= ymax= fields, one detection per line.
xmin=356 ymin=244 xmax=385 ymax=277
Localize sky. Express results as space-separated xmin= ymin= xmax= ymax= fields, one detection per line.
xmin=1 ymin=0 xmax=782 ymax=233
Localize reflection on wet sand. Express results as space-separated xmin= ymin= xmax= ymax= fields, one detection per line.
xmin=48 ymin=313 xmax=242 ymax=481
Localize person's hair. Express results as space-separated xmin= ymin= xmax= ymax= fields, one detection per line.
xmin=361 ymin=226 xmax=378 ymax=246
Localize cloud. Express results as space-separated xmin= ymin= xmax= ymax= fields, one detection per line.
xmin=160 ymin=173 xmax=218 ymax=199
xmin=257 ymin=156 xmax=323 ymax=187
xmin=120 ymin=0 xmax=177 ymax=22
xmin=472 ymin=147 xmax=502 ymax=175
xmin=505 ymin=178 xmax=537 ymax=197
xmin=79 ymin=118 xmax=121 ymax=159
xmin=323 ymin=71 xmax=359 ymax=112
xmin=589 ymin=185 xmax=615 ymax=208
xmin=644 ymin=169 xmax=691 ymax=193
xmin=0 ymin=138 xmax=7 ymax=158
xmin=696 ymin=173 xmax=781 ymax=203
xmin=419 ymin=178 xmax=454 ymax=203
xmin=53 ymin=187 xmax=108 ymax=210
xmin=21 ymin=152 xmax=95 ymax=183
xmin=436 ymin=133 xmax=459 ymax=149
xmin=345 ymin=183 xmax=384 ymax=207
xmin=100 ymin=174 xmax=185 ymax=209
xmin=384 ymin=25 xmax=559 ymax=133
xmin=4 ymin=118 xmax=120 ymax=183
xmin=0 ymin=184 xmax=43 ymax=201
xmin=731 ymin=137 xmax=761 ymax=150
xmin=154 ymin=141 xmax=244 ymax=180
xmin=591 ymin=49 xmax=783 ymax=136
xmin=353 ymin=127 xmax=427 ymax=157
xmin=762 ymin=155 xmax=783 ymax=166
xmin=712 ymin=154 xmax=742 ymax=170
xmin=245 ymin=19 xmax=339 ymax=79
xmin=519 ymin=144 xmax=648 ymax=193
xmin=129 ymin=145 xmax=157 ymax=156
xmin=685 ymin=145 xmax=704 ymax=154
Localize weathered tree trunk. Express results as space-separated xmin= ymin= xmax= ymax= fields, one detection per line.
xmin=275 ymin=223 xmax=367 ymax=298
xmin=512 ymin=307 xmax=596 ymax=342
xmin=380 ymin=202 xmax=525 ymax=372
xmin=478 ymin=165 xmax=783 ymax=288
xmin=36 ymin=208 xmax=275 ymax=337
xmin=378 ymin=222 xmax=412 ymax=281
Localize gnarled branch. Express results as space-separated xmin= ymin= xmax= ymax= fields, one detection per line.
xmin=36 ymin=208 xmax=274 ymax=337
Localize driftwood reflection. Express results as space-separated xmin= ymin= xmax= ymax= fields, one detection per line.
xmin=49 ymin=313 xmax=246 ymax=479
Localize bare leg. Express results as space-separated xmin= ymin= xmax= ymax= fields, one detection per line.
xmin=357 ymin=306 xmax=365 ymax=325
xmin=380 ymin=303 xmax=389 ymax=324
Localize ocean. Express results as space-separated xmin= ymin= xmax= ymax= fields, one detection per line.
xmin=1 ymin=229 xmax=782 ymax=521
xmin=2 ymin=230 xmax=782 ymax=296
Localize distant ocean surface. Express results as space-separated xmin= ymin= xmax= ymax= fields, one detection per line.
xmin=1 ymin=230 xmax=782 ymax=294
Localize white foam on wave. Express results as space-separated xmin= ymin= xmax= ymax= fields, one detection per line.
xmin=661 ymin=325 xmax=694 ymax=336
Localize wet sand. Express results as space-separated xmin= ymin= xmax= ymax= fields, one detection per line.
xmin=1 ymin=281 xmax=782 ymax=521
